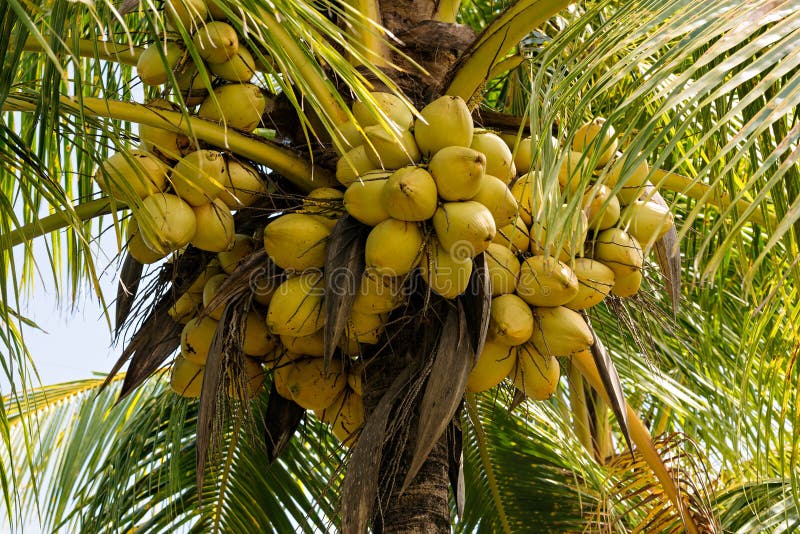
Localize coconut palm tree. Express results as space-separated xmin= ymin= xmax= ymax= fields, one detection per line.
xmin=2 ymin=0 xmax=800 ymax=532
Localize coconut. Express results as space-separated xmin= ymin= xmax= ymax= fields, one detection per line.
xmin=250 ymin=268 xmax=280 ymax=306
xmin=489 ymin=294 xmax=534 ymax=346
xmin=352 ymin=270 xmax=404 ymax=314
xmin=218 ymin=234 xmax=256 ymax=273
xmin=170 ymin=356 xmax=205 ymax=398
xmin=530 ymin=306 xmax=593 ymax=356
xmin=335 ymin=120 xmax=365 ymax=151
xmin=363 ymin=126 xmax=421 ymax=169
xmin=572 ymin=117 xmax=618 ymax=167
xmin=365 ymin=219 xmax=423 ymax=277
xmin=605 ymin=153 xmax=649 ymax=189
xmin=509 ymin=134 xmax=559 ymax=174
xmin=318 ymin=390 xmax=364 ymax=445
xmin=171 ymin=149 xmax=227 ymax=206
xmin=218 ymin=159 xmax=266 ymax=208
xmin=96 ymin=151 xmax=168 ymax=201
xmin=471 ymin=131 xmax=515 ymax=184
xmin=564 ymin=258 xmax=615 ymax=310
xmin=187 ymin=259 xmax=223 ymax=294
xmin=279 ymin=356 xmax=347 ymax=410
xmin=419 ymin=240 xmax=473 ymax=299
xmin=139 ymin=117 xmax=194 ymax=163
xmin=303 ymin=187 xmax=345 ymax=220
xmin=510 ymin=342 xmax=560 ymax=401
xmin=592 ymin=228 xmax=643 ymax=277
xmin=241 ymin=310 xmax=277 ymax=357
xmin=530 ymin=206 xmax=588 ymax=262
xmin=181 ymin=316 xmax=220 ymax=365
xmin=126 ymin=218 xmax=168 ymax=264
xmin=472 ymin=174 xmax=518 ymax=227
xmin=138 ymin=193 xmax=197 ymax=255
xmin=280 ymin=330 xmax=325 ymax=357
xmin=210 ymin=47 xmax=255 ymax=82
xmin=198 ymin=83 xmax=266 ymax=131
xmin=263 ymin=213 xmax=331 ymax=271
xmin=347 ymin=366 xmax=364 ymax=395
xmin=619 ymin=200 xmax=674 ymax=248
xmin=516 ymin=255 xmax=579 ymax=307
xmin=466 ymin=340 xmax=517 ymax=393
xmin=427 ymin=146 xmax=486 ymax=201
xmin=137 ymin=41 xmax=184 ymax=86
xmin=168 ymin=291 xmax=202 ymax=323
xmin=352 ymin=92 xmax=415 ymax=130
xmin=485 ymin=243 xmax=520 ymax=296
xmin=336 ymin=146 xmax=379 ymax=186
xmin=343 ymin=174 xmax=391 ymax=226
xmin=492 ymin=216 xmax=530 ymax=253
xmin=345 ymin=312 xmax=385 ymax=344
xmin=583 ymin=184 xmax=620 ymax=231
xmin=557 ymin=151 xmax=592 ymax=194
xmin=206 ymin=0 xmax=228 ymax=19
xmin=190 ymin=199 xmax=235 ymax=252
xmin=174 ymin=63 xmax=210 ymax=106
xmin=611 ymin=269 xmax=642 ymax=298
xmin=192 ymin=21 xmax=239 ymax=64
xmin=202 ymin=273 xmax=230 ymax=320
xmin=165 ymin=0 xmax=208 ymax=30
xmin=381 ymin=166 xmax=438 ymax=221
xmin=227 ymin=357 xmax=266 ymax=400
xmin=433 ymin=201 xmax=496 ymax=261
xmin=413 ymin=95 xmax=473 ymax=157
xmin=267 ymin=272 xmax=325 ymax=336
xmin=509 ymin=171 xmax=545 ymax=225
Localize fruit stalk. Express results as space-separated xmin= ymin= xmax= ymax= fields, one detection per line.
xmin=23 ymin=37 xmax=143 ymax=66
xmin=344 ymin=0 xmax=391 ymax=68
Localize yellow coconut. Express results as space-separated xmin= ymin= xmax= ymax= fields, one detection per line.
xmin=466 ymin=340 xmax=517 ymax=393
xmin=303 ymin=187 xmax=345 ymax=220
xmin=198 ymin=83 xmax=266 ymax=131
xmin=492 ymin=216 xmax=530 ymax=253
xmin=530 ymin=306 xmax=593 ymax=357
xmin=510 ymin=342 xmax=560 ymax=401
xmin=509 ymin=134 xmax=559 ymax=174
xmin=202 ymin=273 xmax=230 ymax=320
xmin=413 ymin=95 xmax=473 ymax=157
xmin=348 ymin=365 xmax=364 ymax=396
xmin=619 ymin=200 xmax=674 ymax=248
xmin=564 ymin=258 xmax=615 ymax=311
xmin=334 ymin=120 xmax=365 ymax=151
xmin=352 ymin=92 xmax=415 ymax=130
xmin=280 ymin=329 xmax=325 ymax=357
xmin=381 ymin=166 xmax=438 ymax=221
xmin=263 ymin=213 xmax=331 ymax=272
xmin=428 ymin=146 xmax=486 ymax=201
xmin=352 ymin=270 xmax=405 ymax=314
xmin=419 ymin=240 xmax=473 ymax=299
xmin=239 ymin=310 xmax=277 ymax=357
xmin=219 ymin=159 xmax=267 ymax=208
xmin=137 ymin=41 xmax=184 ymax=86
xmin=433 ymin=201 xmax=496 ymax=261
xmin=365 ymin=219 xmax=423 ymax=277
xmin=509 ymin=171 xmax=544 ymax=225
xmin=472 ymin=174 xmax=518 ymax=227
xmin=218 ymin=234 xmax=256 ymax=273
xmin=267 ymin=272 xmax=325 ymax=336
xmin=171 ymin=149 xmax=227 ymax=207
xmin=280 ymin=357 xmax=347 ymax=410
xmin=165 ymin=0 xmax=208 ymax=30
xmin=605 ymin=153 xmax=649 ymax=190
xmin=181 ymin=315 xmax=220 ymax=365
xmin=319 ymin=390 xmax=364 ymax=446
xmin=139 ymin=114 xmax=194 ymax=163
xmin=96 ymin=151 xmax=169 ymax=201
xmin=471 ymin=131 xmax=515 ymax=184
xmin=557 ymin=151 xmax=592 ymax=194
xmin=192 ymin=21 xmax=239 ymax=64
xmin=170 ymin=356 xmax=205 ymax=398
xmin=190 ymin=199 xmax=235 ymax=252
xmin=363 ymin=126 xmax=421 ymax=169
xmin=126 ymin=217 xmax=168 ymax=264
xmin=611 ymin=269 xmax=642 ymax=298
xmin=210 ymin=47 xmax=256 ymax=82
xmin=168 ymin=291 xmax=202 ymax=323
xmin=250 ymin=268 xmax=280 ymax=306
xmin=529 ymin=207 xmax=588 ymax=262
xmin=343 ymin=174 xmax=391 ymax=226
xmin=583 ymin=184 xmax=620 ymax=231
xmin=344 ymin=311 xmax=385 ymax=344
xmin=173 ymin=63 xmax=210 ymax=106
xmin=227 ymin=357 xmax=266 ymax=400
xmin=138 ymin=193 xmax=198 ymax=255
xmin=336 ymin=146 xmax=380 ymax=186
xmin=273 ymin=352 xmax=298 ymax=399
xmin=485 ymin=243 xmax=520 ymax=296
xmin=187 ymin=259 xmax=223 ymax=294
xmin=516 ymin=255 xmax=579 ymax=307
xmin=572 ymin=117 xmax=618 ymax=167
xmin=489 ymin=294 xmax=534 ymax=346
xmin=592 ymin=228 xmax=643 ymax=277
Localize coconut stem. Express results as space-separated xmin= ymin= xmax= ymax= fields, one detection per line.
xmin=445 ymin=0 xmax=572 ymax=105
xmin=3 ymin=94 xmax=335 ymax=192
xmin=344 ymin=0 xmax=391 ymax=69
xmin=22 ymin=37 xmax=143 ymax=66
